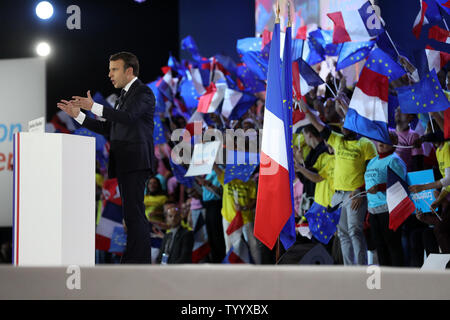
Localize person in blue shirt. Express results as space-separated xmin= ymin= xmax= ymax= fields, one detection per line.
xmin=364 ymin=130 xmax=406 ymax=266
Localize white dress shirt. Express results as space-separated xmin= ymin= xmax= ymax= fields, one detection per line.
xmin=74 ymin=77 xmax=138 ymax=124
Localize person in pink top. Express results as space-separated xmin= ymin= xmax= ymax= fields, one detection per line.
xmin=394 ymin=107 xmax=424 ymax=172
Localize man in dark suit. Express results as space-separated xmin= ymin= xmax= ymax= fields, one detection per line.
xmin=57 ymin=52 xmax=156 ymax=263
xmin=157 ymin=204 xmax=194 ymax=264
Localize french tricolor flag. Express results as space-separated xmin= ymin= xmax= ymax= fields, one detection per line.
xmin=343 ymin=66 xmax=391 ymax=144
xmin=412 ymin=0 xmax=429 ymax=39
xmin=327 ymin=1 xmax=384 ymax=43
xmin=95 ymin=202 xmax=124 ymax=252
xmin=196 ymin=81 xmax=227 ymax=114
xmin=254 ymin=22 xmax=294 ymax=250
xmin=386 ymin=167 xmax=416 ymax=231
xmin=223 ymin=210 xmax=252 ymax=264
xmin=191 ymin=209 xmax=211 ymax=263
xmin=425 ymin=48 xmax=450 ymax=73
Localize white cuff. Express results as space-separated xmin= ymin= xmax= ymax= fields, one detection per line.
xmin=91 ymin=103 xmax=103 ymax=117
xmin=74 ymin=111 xmax=86 ymax=125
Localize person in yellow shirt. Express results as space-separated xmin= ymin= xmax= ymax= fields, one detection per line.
xmin=213 ymin=163 xmax=259 ymax=263
xmin=301 ymin=99 xmax=377 ymax=265
xmin=144 ymin=176 xmax=168 ymax=223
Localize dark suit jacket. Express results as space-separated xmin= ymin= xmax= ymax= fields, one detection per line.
xmin=82 ymin=78 xmax=157 ymax=178
xmin=156 ymin=226 xmax=194 ymax=264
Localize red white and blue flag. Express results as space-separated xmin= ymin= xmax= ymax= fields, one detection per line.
xmin=387 ymin=167 xmax=416 ymax=231
xmin=191 ymin=209 xmax=211 ymax=263
xmin=327 ymin=1 xmax=384 ymax=43
xmin=343 ymin=65 xmax=391 ymax=144
xmin=95 ymin=201 xmax=124 ymax=252
xmin=223 ymin=210 xmax=252 ymax=264
xmin=425 ymin=48 xmax=450 ymax=73
xmin=254 ymin=21 xmax=296 ymax=250
xmin=413 ymin=0 xmax=430 ymax=38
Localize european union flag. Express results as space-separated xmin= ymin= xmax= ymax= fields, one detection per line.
xmin=336 ymin=40 xmax=375 ymax=71
xmin=306 ymin=39 xmax=325 ymax=66
xmin=237 ymin=37 xmax=268 ymax=81
xmin=179 ymin=77 xmax=200 ymax=111
xmin=304 ymin=202 xmax=342 ymax=245
xmin=324 ymin=43 xmax=342 ymax=57
xmin=396 ymin=69 xmax=450 ymax=114
xmin=169 ymin=157 xmax=194 ymax=188
xmin=308 ymin=28 xmax=333 ymax=57
xmin=364 ymin=48 xmax=406 ymax=81
xmin=109 ymin=226 xmax=127 ymax=253
xmin=153 ymin=116 xmax=166 ymax=145
xmin=224 ymin=150 xmax=259 ymax=184
xmin=236 ymin=64 xmax=266 ymax=93
xmin=181 ymin=35 xmax=202 ymax=61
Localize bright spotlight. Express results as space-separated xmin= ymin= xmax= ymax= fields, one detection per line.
xmin=36 ymin=42 xmax=51 ymax=57
xmin=36 ymin=1 xmax=54 ymax=20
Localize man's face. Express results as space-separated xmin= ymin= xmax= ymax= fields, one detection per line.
xmin=166 ymin=207 xmax=181 ymax=228
xmin=109 ymin=59 xmax=132 ymax=89
xmin=302 ymin=129 xmax=314 ymax=148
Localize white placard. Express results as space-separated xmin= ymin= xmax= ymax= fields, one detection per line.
xmin=185 ymin=141 xmax=221 ymax=177
xmin=28 ymin=117 xmax=45 ymax=133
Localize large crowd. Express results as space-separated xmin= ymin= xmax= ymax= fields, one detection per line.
xmin=92 ymin=58 xmax=449 ymax=267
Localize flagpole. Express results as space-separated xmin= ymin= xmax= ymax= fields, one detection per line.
xmin=429 ymin=112 xmax=436 ymax=133
xmin=274 ymin=0 xmax=281 ymax=264
xmin=443 ymin=18 xmax=449 ymax=31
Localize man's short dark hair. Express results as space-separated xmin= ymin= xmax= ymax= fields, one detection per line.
xmin=302 ymin=124 xmax=321 ymax=138
xmin=109 ymin=52 xmax=139 ymax=77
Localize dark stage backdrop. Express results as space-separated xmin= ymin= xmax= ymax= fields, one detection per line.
xmin=179 ymin=0 xmax=255 ymax=63
xmin=0 ymin=0 xmax=179 ymax=121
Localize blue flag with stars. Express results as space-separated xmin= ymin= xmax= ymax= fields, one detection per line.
xmin=236 ymin=64 xmax=266 ymax=93
xmin=169 ymin=157 xmax=194 ymax=188
xmin=364 ymin=48 xmax=406 ymax=82
xmin=304 ymin=202 xmax=342 ymax=245
xmin=308 ymin=28 xmax=333 ymax=57
xmin=336 ymin=40 xmax=375 ymax=71
xmin=237 ymin=37 xmax=268 ymax=81
xmin=153 ymin=116 xmax=166 ymax=145
xmin=224 ymin=150 xmax=259 ymax=184
xmin=179 ymin=77 xmax=200 ymax=111
xmin=396 ymin=69 xmax=450 ymax=114
xmin=280 ymin=24 xmax=297 ymax=251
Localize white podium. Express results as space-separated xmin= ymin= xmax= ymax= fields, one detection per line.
xmin=12 ymin=132 xmax=96 ymax=266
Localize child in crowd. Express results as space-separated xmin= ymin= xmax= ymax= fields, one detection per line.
xmin=364 ymin=131 xmax=406 ymax=266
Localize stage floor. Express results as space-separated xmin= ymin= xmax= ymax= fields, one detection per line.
xmin=0 ymin=264 xmax=449 ymax=300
